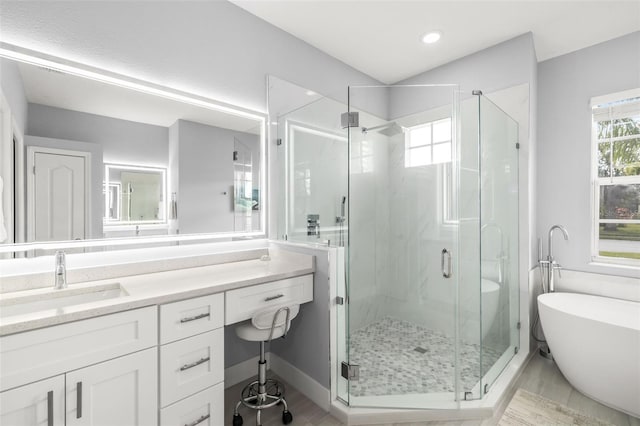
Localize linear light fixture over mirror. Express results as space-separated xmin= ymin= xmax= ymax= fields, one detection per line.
xmin=0 ymin=43 xmax=267 ymax=255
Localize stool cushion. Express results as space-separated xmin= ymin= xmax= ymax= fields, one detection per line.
xmin=236 ymin=322 xmax=288 ymax=341
xmin=235 ymin=304 xmax=300 ymax=342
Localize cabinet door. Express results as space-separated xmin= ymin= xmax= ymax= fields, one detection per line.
xmin=66 ymin=347 xmax=158 ymax=426
xmin=0 ymin=375 xmax=65 ymax=426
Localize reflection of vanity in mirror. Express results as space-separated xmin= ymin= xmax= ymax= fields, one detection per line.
xmin=0 ymin=49 xmax=265 ymax=250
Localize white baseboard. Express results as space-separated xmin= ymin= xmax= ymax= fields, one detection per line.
xmin=270 ymin=352 xmax=331 ymax=411
xmin=225 ymin=353 xmax=271 ymax=388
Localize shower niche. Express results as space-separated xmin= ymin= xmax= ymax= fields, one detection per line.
xmin=269 ymin=77 xmax=519 ymax=411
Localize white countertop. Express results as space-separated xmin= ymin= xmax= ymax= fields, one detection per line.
xmin=0 ymin=250 xmax=315 ymax=336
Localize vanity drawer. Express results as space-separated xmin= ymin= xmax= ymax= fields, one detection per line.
xmin=0 ymin=306 xmax=157 ymax=392
xmin=159 ymin=328 xmax=224 ymax=407
xmin=159 ymin=382 xmax=223 ymax=426
xmin=160 ymin=293 xmax=224 ymax=345
xmin=225 ymin=274 xmax=313 ymax=325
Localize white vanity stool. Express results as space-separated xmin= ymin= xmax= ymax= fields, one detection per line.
xmin=232 ymin=304 xmax=299 ymax=426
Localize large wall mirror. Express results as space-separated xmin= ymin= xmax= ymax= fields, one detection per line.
xmin=0 ymin=44 xmax=266 ymax=255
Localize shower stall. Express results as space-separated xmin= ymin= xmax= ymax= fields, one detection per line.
xmin=270 ymin=78 xmax=519 ymax=411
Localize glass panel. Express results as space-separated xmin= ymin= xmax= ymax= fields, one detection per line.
xmin=346 ymin=84 xmax=460 ymax=409
xmin=409 ymin=124 xmax=431 ymax=147
xmin=597 ymin=142 xmax=612 ymax=177
xmin=433 ymin=118 xmax=451 ymax=143
xmin=599 ymin=184 xmax=640 ymax=219
xmin=406 ymin=146 xmax=431 ymax=167
xmin=267 ymin=77 xmax=348 ymax=246
xmin=613 ymin=138 xmax=640 ymax=176
xmin=598 ymin=183 xmax=640 ymax=260
xmin=432 ymin=142 xmax=452 ymax=164
xmin=477 ymin=96 xmax=520 ymax=394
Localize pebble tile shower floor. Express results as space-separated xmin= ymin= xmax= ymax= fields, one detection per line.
xmin=348 ymin=317 xmax=503 ymax=397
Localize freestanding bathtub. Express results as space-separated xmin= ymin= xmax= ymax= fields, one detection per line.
xmin=538 ymin=292 xmax=640 ymax=418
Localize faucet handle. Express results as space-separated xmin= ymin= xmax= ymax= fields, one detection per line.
xmin=552 ymin=261 xmax=563 ymax=278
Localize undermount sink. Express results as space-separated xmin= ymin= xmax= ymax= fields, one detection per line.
xmin=0 ymin=283 xmax=129 ymax=319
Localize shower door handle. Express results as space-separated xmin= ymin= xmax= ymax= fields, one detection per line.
xmin=441 ymin=249 xmax=452 ymax=278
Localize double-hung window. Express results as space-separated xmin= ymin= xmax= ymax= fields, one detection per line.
xmin=591 ymin=89 xmax=640 ymax=264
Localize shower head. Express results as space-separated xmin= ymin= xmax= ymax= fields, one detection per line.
xmin=361 ymin=122 xmax=406 ymax=137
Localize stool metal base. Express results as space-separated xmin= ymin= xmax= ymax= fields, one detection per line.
xmin=233 ymin=378 xmax=291 ymax=426
xmin=232 ymin=342 xmax=293 ymax=426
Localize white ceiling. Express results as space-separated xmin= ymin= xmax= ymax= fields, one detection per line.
xmin=18 ymin=62 xmax=262 ymax=134
xmin=231 ymin=0 xmax=640 ymax=84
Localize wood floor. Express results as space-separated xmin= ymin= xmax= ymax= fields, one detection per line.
xmin=224 ymin=355 xmax=640 ymax=426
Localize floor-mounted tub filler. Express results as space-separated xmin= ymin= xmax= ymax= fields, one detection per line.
xmin=538 ymin=292 xmax=640 ymax=418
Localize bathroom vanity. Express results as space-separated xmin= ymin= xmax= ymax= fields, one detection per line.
xmin=0 ymin=250 xmax=314 ymax=426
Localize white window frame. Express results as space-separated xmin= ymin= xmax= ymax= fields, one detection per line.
xmin=590 ymin=88 xmax=640 ymax=267
xmin=405 ymin=117 xmax=452 ymax=168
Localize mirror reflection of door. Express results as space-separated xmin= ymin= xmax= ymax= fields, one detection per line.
xmin=26 ymin=146 xmax=89 ymax=242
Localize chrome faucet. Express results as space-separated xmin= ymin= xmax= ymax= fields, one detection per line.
xmin=545 ymin=225 xmax=569 ymax=292
xmin=54 ymin=250 xmax=67 ymax=289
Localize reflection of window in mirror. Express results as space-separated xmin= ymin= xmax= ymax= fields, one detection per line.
xmin=104 ymin=164 xmax=167 ymax=227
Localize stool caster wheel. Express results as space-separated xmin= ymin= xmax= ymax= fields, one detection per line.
xmin=232 ymin=414 xmax=243 ymax=426
xmin=282 ymin=410 xmax=293 ymax=424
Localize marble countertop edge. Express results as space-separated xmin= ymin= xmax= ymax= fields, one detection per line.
xmin=0 ymin=253 xmax=315 ymax=336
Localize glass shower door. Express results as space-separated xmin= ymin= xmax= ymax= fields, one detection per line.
xmin=343 ymin=84 xmax=462 ymax=409
xmin=478 ymin=95 xmax=520 ymax=393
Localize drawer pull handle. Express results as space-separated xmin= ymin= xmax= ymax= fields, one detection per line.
xmin=184 ymin=414 xmax=210 ymax=426
xmin=180 ymin=357 xmax=210 ymax=371
xmin=265 ymin=294 xmax=284 ymax=302
xmin=47 ymin=391 xmax=53 ymax=426
xmin=76 ymin=382 xmax=82 ymax=418
xmin=180 ymin=313 xmax=210 ymax=323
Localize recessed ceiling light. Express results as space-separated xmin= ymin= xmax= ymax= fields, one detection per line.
xmin=305 ymin=90 xmax=317 ymax=96
xmin=422 ymin=31 xmax=442 ymax=44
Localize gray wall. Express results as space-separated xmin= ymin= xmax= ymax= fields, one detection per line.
xmin=24 ymin=135 xmax=104 ymax=239
xmin=270 ymin=245 xmax=331 ymax=389
xmin=173 ymin=120 xmax=259 ymax=234
xmin=0 ymin=58 xmax=27 ymax=133
xmin=537 ymin=31 xmax=640 ymax=278
xmin=27 ymin=104 xmax=168 ymax=166
xmin=393 ymin=34 xmax=537 ymax=118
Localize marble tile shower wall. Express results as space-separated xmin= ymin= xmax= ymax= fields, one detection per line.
xmin=290 ymin=127 xmax=347 ymax=245
xmin=384 ymin=135 xmax=458 ymax=336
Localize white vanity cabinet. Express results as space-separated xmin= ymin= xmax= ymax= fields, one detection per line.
xmin=0 ymin=268 xmax=315 ymax=426
xmin=0 ymin=306 xmax=158 ymax=426
xmin=158 ymin=293 xmax=225 ymax=426
xmin=0 ymin=375 xmax=65 ymax=426
xmin=66 ymin=348 xmax=157 ymax=426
